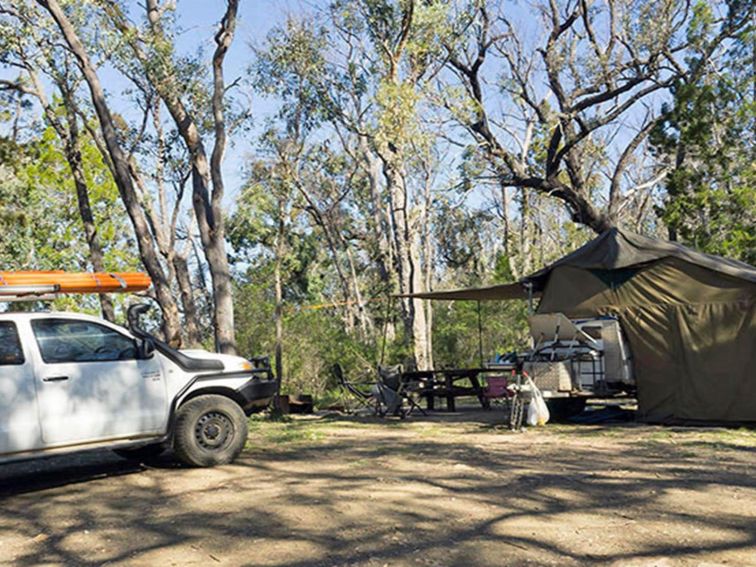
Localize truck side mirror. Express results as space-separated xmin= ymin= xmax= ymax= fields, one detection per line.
xmin=137 ymin=338 xmax=156 ymax=360
xmin=128 ymin=303 xmax=152 ymax=336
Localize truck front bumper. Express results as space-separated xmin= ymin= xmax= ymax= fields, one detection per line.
xmin=236 ymin=377 xmax=279 ymax=414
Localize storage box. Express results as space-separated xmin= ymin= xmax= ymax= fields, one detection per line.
xmin=523 ymin=361 xmax=574 ymax=392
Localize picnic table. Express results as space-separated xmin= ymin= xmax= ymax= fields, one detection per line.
xmin=401 ymin=368 xmax=507 ymax=412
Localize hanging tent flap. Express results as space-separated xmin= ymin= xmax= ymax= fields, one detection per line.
xmin=673 ymin=299 xmax=756 ymax=422
xmin=619 ymin=303 xmax=682 ymax=423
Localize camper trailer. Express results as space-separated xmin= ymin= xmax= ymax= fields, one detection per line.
xmin=523 ymin=313 xmax=635 ymax=397
xmin=486 ymin=313 xmax=636 ymax=417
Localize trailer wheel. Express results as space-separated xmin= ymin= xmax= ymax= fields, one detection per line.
xmin=173 ymin=394 xmax=248 ymax=467
xmin=546 ymin=397 xmax=587 ymax=421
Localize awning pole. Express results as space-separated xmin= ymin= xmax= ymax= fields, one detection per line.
xmin=477 ymin=300 xmax=484 ymax=367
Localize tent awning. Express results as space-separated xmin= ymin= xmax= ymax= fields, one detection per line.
xmin=396 ymin=227 xmax=756 ymax=303
xmin=396 ymin=281 xmax=536 ymax=301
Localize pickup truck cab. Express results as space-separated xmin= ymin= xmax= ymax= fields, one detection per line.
xmin=0 ymin=308 xmax=277 ymax=467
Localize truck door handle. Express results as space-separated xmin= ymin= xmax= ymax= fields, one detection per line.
xmin=43 ymin=375 xmax=69 ymax=382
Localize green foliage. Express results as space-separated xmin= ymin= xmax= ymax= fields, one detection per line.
xmin=431 ymin=250 xmax=530 ymax=368
xmin=0 ymin=122 xmax=138 ymax=315
xmin=234 ymin=274 xmax=378 ymax=397
xmin=5 ymin=0 xmax=751 ymax=405
xmin=253 ymin=19 xmax=329 ymax=130
xmin=432 ymin=299 xmax=529 ymax=368
xmin=374 ymin=79 xmax=420 ymax=150
xmin=651 ymin=15 xmax=755 ymax=264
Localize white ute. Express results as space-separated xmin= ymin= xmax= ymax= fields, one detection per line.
xmin=0 ymin=305 xmax=277 ymax=467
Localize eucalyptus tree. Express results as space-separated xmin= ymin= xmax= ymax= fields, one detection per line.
xmin=229 ymin=136 xmax=310 ymax=400
xmin=93 ymin=0 xmax=243 ymax=354
xmin=1 ymin=0 xmax=188 ymax=344
xmin=254 ymin=1 xmax=454 ymax=369
xmin=252 ymin=17 xmax=379 ymax=338
xmin=0 ymin=6 xmax=118 ymax=319
xmin=29 ymin=0 xmax=242 ymax=353
xmin=441 ymin=0 xmax=754 ymax=237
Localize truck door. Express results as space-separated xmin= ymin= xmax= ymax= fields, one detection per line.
xmin=0 ymin=321 xmax=42 ymax=454
xmin=30 ymin=318 xmax=168 ymax=447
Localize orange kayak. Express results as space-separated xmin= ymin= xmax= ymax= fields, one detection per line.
xmin=0 ymin=271 xmax=152 ymax=295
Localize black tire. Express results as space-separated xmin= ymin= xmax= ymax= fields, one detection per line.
xmin=546 ymin=397 xmax=587 ymax=421
xmin=173 ymin=394 xmax=248 ymax=467
xmin=113 ymin=443 xmax=165 ymax=461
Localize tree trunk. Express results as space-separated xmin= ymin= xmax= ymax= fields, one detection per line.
xmin=421 ymin=249 xmax=434 ymax=371
xmin=382 ymin=159 xmax=429 ymax=370
xmin=359 ymin=137 xmax=393 ymax=284
xmin=146 ymin=78 xmax=237 ymax=352
xmin=408 ymin=238 xmax=430 ymax=371
xmin=519 ymin=189 xmax=531 ymax=275
xmin=356 ymin=136 xmax=395 ymax=341
xmin=68 ymin=139 xmax=116 ymax=322
xmin=158 ymin=79 xmax=236 ymax=355
xmin=102 ymin=0 xmax=239 ymax=353
xmin=173 ymin=253 xmax=202 ymax=347
xmin=61 ymin=102 xmax=115 ymax=321
xmin=422 ymin=169 xmax=434 ymax=370
xmin=343 ymin=243 xmax=371 ymax=337
xmin=24 ymin=69 xmax=116 ymax=322
xmin=273 ymin=202 xmax=285 ymax=410
xmin=38 ymin=0 xmax=182 ymax=345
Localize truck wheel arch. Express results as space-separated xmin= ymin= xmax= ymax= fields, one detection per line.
xmin=178 ymin=387 xmax=247 ymax=411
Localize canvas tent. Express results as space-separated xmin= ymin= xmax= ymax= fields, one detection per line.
xmin=404 ymin=228 xmax=756 ymax=423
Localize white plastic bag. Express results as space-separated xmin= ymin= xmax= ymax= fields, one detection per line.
xmin=525 ymin=377 xmax=550 ymax=426
xmin=534 ymin=392 xmax=550 ymax=425
xmin=526 ymin=399 xmax=539 ymax=426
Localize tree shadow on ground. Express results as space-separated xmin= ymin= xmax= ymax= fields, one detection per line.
xmin=0 ymin=413 xmax=754 ymax=566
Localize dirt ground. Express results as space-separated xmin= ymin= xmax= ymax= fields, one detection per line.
xmin=1 ymin=409 xmax=754 ymax=567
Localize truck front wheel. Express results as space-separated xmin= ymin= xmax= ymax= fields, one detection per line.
xmin=173 ymin=394 xmax=248 ymax=467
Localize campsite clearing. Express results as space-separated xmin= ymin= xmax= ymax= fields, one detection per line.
xmin=1 ymin=411 xmax=754 ymax=566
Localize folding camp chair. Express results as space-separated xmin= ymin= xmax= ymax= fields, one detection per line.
xmin=377 ymin=365 xmax=428 ymax=418
xmin=376 ymin=365 xmax=406 ymax=417
xmin=483 ymin=375 xmax=511 ymax=403
xmin=332 ymin=364 xmax=381 ymax=415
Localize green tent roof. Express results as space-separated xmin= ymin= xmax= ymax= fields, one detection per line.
xmin=398 ymin=228 xmax=756 ymax=301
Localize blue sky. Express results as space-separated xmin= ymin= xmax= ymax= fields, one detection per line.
xmin=169 ymin=0 xmax=661 ymax=208
xmin=4 ymin=0 xmax=672 ymax=216
xmin=171 ymin=0 xmax=328 ymax=198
